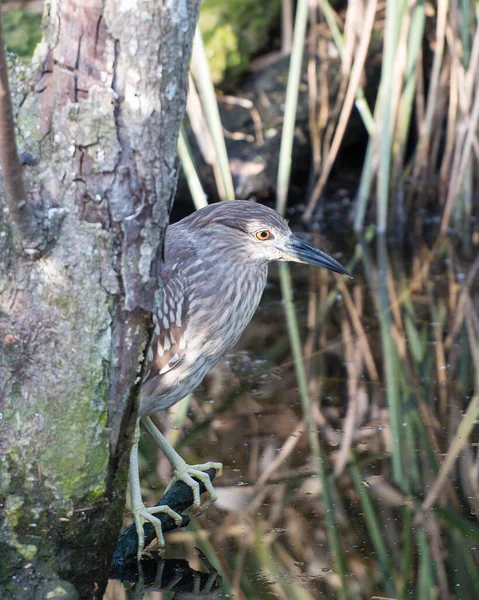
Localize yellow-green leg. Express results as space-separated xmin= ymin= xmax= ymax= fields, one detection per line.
xmin=129 ymin=420 xmax=183 ymax=559
xmin=142 ymin=416 xmax=223 ymax=512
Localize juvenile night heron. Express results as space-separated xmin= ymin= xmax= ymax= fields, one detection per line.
xmin=131 ymin=200 xmax=349 ymax=557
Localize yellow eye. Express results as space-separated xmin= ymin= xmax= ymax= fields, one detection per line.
xmin=255 ymin=230 xmax=272 ymax=241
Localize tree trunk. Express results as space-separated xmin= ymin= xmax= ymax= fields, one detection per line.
xmin=0 ymin=1 xmax=200 ymax=597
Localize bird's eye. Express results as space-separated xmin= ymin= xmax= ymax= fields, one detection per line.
xmin=255 ymin=230 xmax=272 ymax=241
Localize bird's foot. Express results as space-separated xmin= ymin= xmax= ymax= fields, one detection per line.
xmin=165 ymin=460 xmax=223 ymax=514
xmin=132 ymin=502 xmax=183 ymax=560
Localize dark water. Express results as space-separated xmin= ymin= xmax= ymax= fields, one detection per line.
xmin=106 ymin=233 xmax=479 ymax=600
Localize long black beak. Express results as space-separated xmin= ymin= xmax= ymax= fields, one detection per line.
xmin=284 ymin=235 xmax=351 ymax=276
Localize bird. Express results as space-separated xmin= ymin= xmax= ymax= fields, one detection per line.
xmin=130 ymin=200 xmax=350 ymax=558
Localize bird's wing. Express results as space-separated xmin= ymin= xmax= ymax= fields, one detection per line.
xmin=142 ymin=225 xmax=197 ymax=396
xmin=146 ymin=272 xmax=189 ymax=379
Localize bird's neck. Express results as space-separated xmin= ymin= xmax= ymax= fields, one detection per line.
xmin=192 ymin=253 xmax=268 ymax=346
xmin=207 ymin=252 xmax=268 ymax=297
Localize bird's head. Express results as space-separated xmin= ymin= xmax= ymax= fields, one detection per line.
xmin=180 ymin=200 xmax=350 ymax=276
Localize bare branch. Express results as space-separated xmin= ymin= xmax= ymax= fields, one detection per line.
xmin=112 ymin=468 xmax=217 ymax=566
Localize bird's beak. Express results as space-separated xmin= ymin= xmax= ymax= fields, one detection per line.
xmin=283 ymin=235 xmax=351 ymax=276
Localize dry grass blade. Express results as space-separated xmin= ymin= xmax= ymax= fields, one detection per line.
xmin=427 ymin=284 xmax=448 ymax=420
xmin=186 ymin=74 xmax=227 ymax=201
xmin=337 ymin=276 xmax=379 ymax=381
xmin=441 ymin=75 xmax=479 ymax=233
xmin=305 ymin=0 xmax=377 ymax=219
xmin=307 ymin=2 xmax=321 ymax=176
xmin=334 ymin=318 xmax=363 ymax=477
xmin=190 ymin=28 xmax=235 ymax=201
xmin=422 ymin=516 xmax=449 ymax=598
xmin=217 ymin=95 xmax=264 ymax=145
xmin=177 ymin=127 xmax=208 ymax=210
xmin=253 ymin=420 xmax=305 ymax=492
xmin=420 ymin=392 xmax=479 ymax=511
xmin=440 ymin=33 xmax=458 ymax=183
xmin=411 ymin=0 xmax=448 ymax=183
xmin=376 ymin=0 xmax=401 ymax=232
xmin=276 ymin=0 xmax=309 ymax=216
xmin=421 ymin=340 xmax=479 ymax=516
xmin=282 ymin=0 xmax=294 ymax=54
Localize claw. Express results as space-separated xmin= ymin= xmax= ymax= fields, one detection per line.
xmin=165 ymin=461 xmax=223 ymax=512
xmin=132 ymin=504 xmax=183 ymax=560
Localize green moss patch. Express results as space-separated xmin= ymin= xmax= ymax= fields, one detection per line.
xmin=2 ymin=10 xmax=42 ymax=59
xmin=200 ymin=0 xmax=281 ymax=86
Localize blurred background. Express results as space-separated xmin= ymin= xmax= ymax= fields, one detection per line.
xmin=4 ymin=0 xmax=479 ymax=598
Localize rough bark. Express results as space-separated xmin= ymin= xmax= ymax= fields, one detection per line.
xmin=0 ymin=0 xmax=200 ymax=597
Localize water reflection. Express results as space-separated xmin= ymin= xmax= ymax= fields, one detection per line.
xmin=108 ymin=232 xmax=479 ymax=599
xmin=107 ymin=551 xmax=222 ymax=599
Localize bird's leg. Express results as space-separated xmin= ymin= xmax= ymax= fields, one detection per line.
xmin=129 ymin=419 xmax=183 ymax=559
xmin=143 ymin=416 xmax=222 ymax=513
